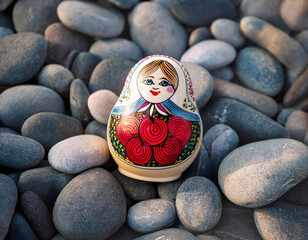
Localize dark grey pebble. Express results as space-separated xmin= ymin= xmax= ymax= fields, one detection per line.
xmin=0 ymin=32 xmax=46 ymax=85
xmin=18 ymin=166 xmax=74 ymax=210
xmin=106 ymin=223 xmax=142 ymax=240
xmin=0 ymin=85 xmax=64 ymax=132
xmin=176 ymin=177 xmax=222 ymax=232
xmin=276 ymin=108 xmax=297 ymax=126
xmin=0 ymin=174 xmax=18 ymax=240
xmin=281 ymin=177 xmax=308 ymax=205
xmin=285 ymin=110 xmax=308 ymax=142
xmin=89 ymin=58 xmax=135 ymax=95
xmin=53 ymin=168 xmax=126 ymax=240
xmin=38 ymin=64 xmax=75 ymax=98
xmin=189 ymin=27 xmax=212 ymax=47
xmin=210 ymin=67 xmax=234 ymax=81
xmin=45 ymin=22 xmax=92 ymax=64
xmin=170 ymin=0 xmax=236 ymax=26
xmin=21 ymin=112 xmax=83 ymax=151
xmin=254 ymin=201 xmax=308 ymax=240
xmin=112 ymin=169 xmax=157 ymax=201
xmin=71 ymin=51 xmax=101 ymax=85
xmin=0 ymin=26 xmax=13 ymax=39
xmin=295 ymin=30 xmax=308 ymax=53
xmin=200 ymin=98 xmax=287 ymax=144
xmin=21 ymin=191 xmax=57 ymax=240
xmin=108 ymin=0 xmax=139 ymax=10
xmin=12 ymin=0 xmax=62 ymax=34
xmin=0 ymin=127 xmax=19 ymax=135
xmin=0 ymin=133 xmax=44 ymax=170
xmin=134 ymin=228 xmax=199 ymax=240
xmin=157 ymin=178 xmax=185 ymax=200
xmin=85 ymin=120 xmax=107 ymax=139
xmin=70 ymin=79 xmax=92 ymax=125
xmin=62 ymin=49 xmax=80 ymax=70
xmin=51 ymin=234 xmax=68 ymax=240
xmin=128 ymin=199 xmax=176 ymax=233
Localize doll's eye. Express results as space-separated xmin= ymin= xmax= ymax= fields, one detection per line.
xmin=144 ymin=79 xmax=154 ymax=85
xmin=159 ymin=80 xmax=172 ymax=87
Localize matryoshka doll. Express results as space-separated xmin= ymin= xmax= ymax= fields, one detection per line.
xmin=107 ymin=55 xmax=203 ymax=182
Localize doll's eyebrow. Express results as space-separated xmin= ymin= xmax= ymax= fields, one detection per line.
xmin=159 ymin=77 xmax=168 ymax=81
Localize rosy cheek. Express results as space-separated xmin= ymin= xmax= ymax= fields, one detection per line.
xmin=167 ymin=86 xmax=174 ymax=93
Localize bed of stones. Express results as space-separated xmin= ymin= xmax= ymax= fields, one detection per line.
xmin=0 ymin=0 xmax=308 ymax=239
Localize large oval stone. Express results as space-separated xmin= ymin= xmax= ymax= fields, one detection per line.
xmin=53 ymin=168 xmax=126 ymax=240
xmin=218 ymin=139 xmax=308 ymax=208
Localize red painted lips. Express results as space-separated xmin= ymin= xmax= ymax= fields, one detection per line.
xmin=150 ymin=90 xmax=160 ymax=96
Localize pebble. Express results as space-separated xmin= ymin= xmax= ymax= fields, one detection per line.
xmin=88 ymin=90 xmax=118 ymax=125
xmin=283 ymin=67 xmax=308 ymax=107
xmin=181 ymin=62 xmax=213 ymax=109
xmin=305 ymin=131 xmax=308 ymax=145
xmin=48 ymin=135 xmax=110 ymax=174
xmin=21 ymin=112 xmax=84 ymax=151
xmin=170 ymin=0 xmax=236 ymax=26
xmin=280 ymin=0 xmax=308 ymax=32
xmin=203 ymin=124 xmax=239 ymax=180
xmin=281 ymin=177 xmax=308 ymax=205
xmin=176 ymin=176 xmax=222 ymax=232
xmin=0 ymin=32 xmax=46 ymax=85
xmin=188 ymin=27 xmax=212 ymax=47
xmin=12 ymin=0 xmax=62 ymax=34
xmin=153 ymin=0 xmax=170 ymax=9
xmin=18 ymin=166 xmax=74 ymax=210
xmin=57 ymin=1 xmax=124 ymax=38
xmin=218 ymin=138 xmax=308 ymax=208
xmin=0 ymin=26 xmax=13 ymax=39
xmin=89 ymin=58 xmax=135 ymax=95
xmin=130 ymin=2 xmax=187 ymax=59
xmin=38 ymin=64 xmax=75 ymax=98
xmin=62 ymin=49 xmax=80 ymax=70
xmin=0 ymin=174 xmax=18 ymax=240
xmin=0 ymin=127 xmax=19 ymax=135
xmin=108 ymin=0 xmax=139 ymax=10
xmin=51 ymin=234 xmax=68 ymax=240
xmin=127 ymin=199 xmax=176 ymax=233
xmin=276 ymin=108 xmax=297 ymax=126
xmin=181 ymin=40 xmax=236 ymax=71
xmin=135 ymin=228 xmax=199 ymax=240
xmin=53 ymin=168 xmax=126 ymax=240
xmin=90 ymin=38 xmax=143 ymax=62
xmin=20 ymin=191 xmax=57 ymax=240
xmin=70 ymin=52 xmax=101 ymax=85
xmin=112 ymin=169 xmax=157 ymax=201
xmin=0 ymin=133 xmax=44 ymax=170
xmin=106 ymin=223 xmax=142 ymax=240
xmin=210 ymin=67 xmax=234 ymax=81
xmin=197 ymin=236 xmax=221 ymax=240
xmin=211 ymin=19 xmax=245 ymax=48
xmin=0 ymin=0 xmax=13 ymax=10
xmin=85 ymin=120 xmax=107 ymax=139
xmin=200 ymin=98 xmax=287 ymax=144
xmin=212 ymin=78 xmax=279 ymax=117
xmin=254 ymin=200 xmax=308 ymax=240
xmin=295 ymin=30 xmax=308 ymax=53
xmin=235 ymin=47 xmax=284 ymax=96
xmin=157 ymin=178 xmax=185 ymax=200
xmin=285 ymin=110 xmax=308 ymax=142
xmin=240 ymin=16 xmax=308 ymax=75
xmin=70 ymin=79 xmax=92 ymax=125
xmin=6 ymin=213 xmax=39 ymax=240
xmin=45 ymin=23 xmax=92 ymax=64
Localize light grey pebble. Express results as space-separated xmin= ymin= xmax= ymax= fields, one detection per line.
xmin=85 ymin=120 xmax=107 ymax=139
xmin=285 ymin=110 xmax=308 ymax=142
xmin=48 ymin=135 xmax=110 ymax=174
xmin=210 ymin=67 xmax=233 ymax=81
xmin=181 ymin=40 xmax=236 ymax=71
xmin=0 ymin=26 xmax=13 ymax=39
xmin=189 ymin=27 xmax=212 ymax=47
xmin=134 ymin=228 xmax=199 ymax=240
xmin=57 ymin=1 xmax=124 ymax=38
xmin=218 ymin=138 xmax=308 ymax=208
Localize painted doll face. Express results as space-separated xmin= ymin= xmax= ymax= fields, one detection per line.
xmin=137 ymin=67 xmax=176 ymax=103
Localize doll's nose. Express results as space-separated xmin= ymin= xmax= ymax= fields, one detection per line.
xmin=152 ymin=87 xmax=159 ymax=90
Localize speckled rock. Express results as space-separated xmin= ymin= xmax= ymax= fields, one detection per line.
xmin=176 ymin=177 xmax=222 ymax=232
xmin=285 ymin=110 xmax=308 ymax=142
xmin=48 ymin=135 xmax=110 ymax=174
xmin=295 ymin=30 xmax=308 ymax=53
xmin=240 ymin=16 xmax=308 ymax=75
xmin=200 ymin=98 xmax=287 ymax=144
xmin=211 ymin=19 xmax=245 ymax=48
xmin=135 ymin=228 xmax=199 ymax=240
xmin=170 ymin=0 xmax=236 ymax=26
xmin=112 ymin=169 xmax=157 ymax=201
xmin=88 ymin=90 xmax=118 ymax=125
xmin=0 ymin=133 xmax=44 ymax=170
xmin=70 ymin=79 xmax=92 ymax=125
xmin=85 ymin=120 xmax=107 ymax=139
xmin=21 ymin=112 xmax=83 ymax=151
xmin=130 ymin=2 xmax=187 ymax=59
xmin=90 ymin=38 xmax=143 ymax=62
xmin=38 ymin=64 xmax=75 ymax=98
xmin=189 ymin=27 xmax=212 ymax=47
xmin=53 ymin=168 xmax=126 ymax=240
xmin=13 ymin=0 xmax=62 ymax=34
xmin=210 ymin=67 xmax=233 ymax=81
xmin=281 ymin=177 xmax=308 ymax=205
xmin=277 ymin=108 xmax=297 ymax=126
xmin=57 ymin=1 xmax=124 ymax=38
xmin=0 ymin=174 xmax=18 ymax=240
xmin=181 ymin=62 xmax=213 ymax=109
xmin=128 ymin=199 xmax=176 ymax=233
xmin=218 ymin=138 xmax=308 ymax=208
xmin=89 ymin=58 xmax=135 ymax=95
xmin=181 ymin=40 xmax=236 ymax=71
xmin=21 ymin=191 xmax=57 ymax=240
xmin=254 ymin=201 xmax=308 ymax=240
xmin=0 ymin=0 xmax=13 ymax=10
xmin=45 ymin=23 xmax=92 ymax=64
xmin=0 ymin=26 xmax=13 ymax=39
xmin=212 ymin=78 xmax=279 ymax=117
xmin=0 ymin=32 xmax=46 ymax=85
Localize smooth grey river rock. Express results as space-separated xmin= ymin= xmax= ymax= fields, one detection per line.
xmin=108 ymin=0 xmax=139 ymax=10
xmin=135 ymin=228 xmax=199 ymax=240
xmin=85 ymin=120 xmax=107 ymax=139
xmin=285 ymin=110 xmax=308 ymax=142
xmin=189 ymin=27 xmax=212 ymax=47
xmin=218 ymin=138 xmax=308 ymax=208
xmin=211 ymin=67 xmax=233 ymax=81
